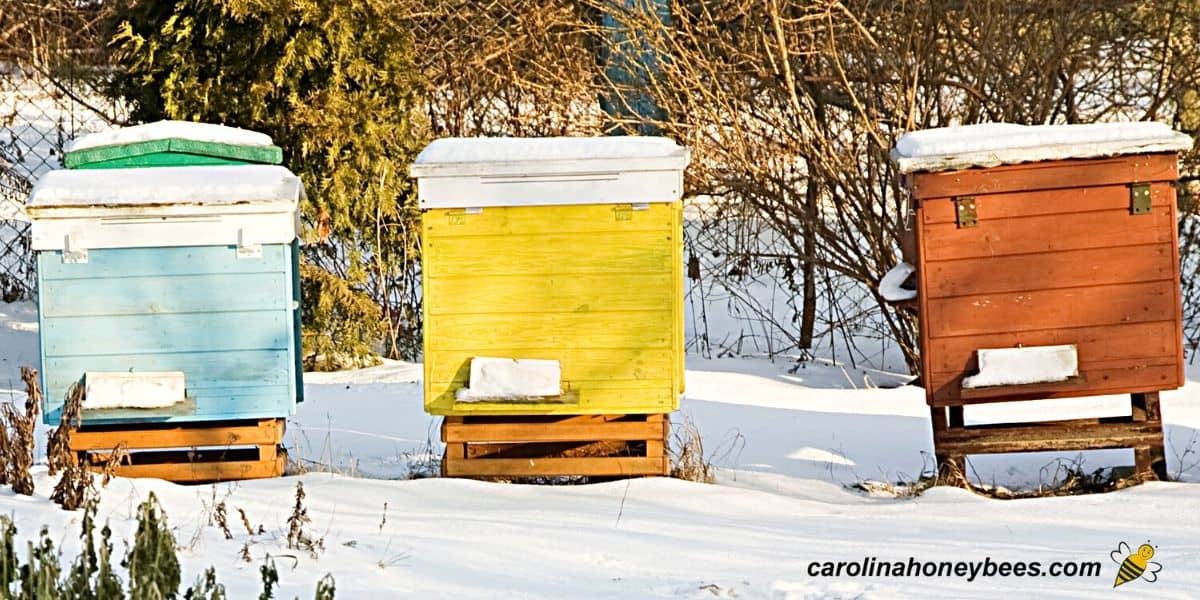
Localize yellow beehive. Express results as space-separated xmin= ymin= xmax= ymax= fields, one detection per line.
xmin=411 ymin=137 xmax=691 ymax=416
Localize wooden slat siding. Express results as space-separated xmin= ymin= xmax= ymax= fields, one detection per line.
xmin=41 ymin=272 xmax=290 ymax=317
xmin=426 ymin=348 xmax=675 ymax=385
xmin=427 ymin=383 xmax=675 ymax=416
xmin=443 ymin=420 xmax=661 ymax=443
xmin=37 ymin=244 xmax=289 ymax=280
xmin=926 ymin=321 xmax=1178 ymax=375
xmin=424 ymin=230 xmax=673 ymax=277
xmin=925 ymin=244 xmax=1174 ymax=298
xmin=920 ymin=182 xmax=1171 ymax=224
xmin=45 ymin=352 xmax=291 ymax=386
xmin=922 ymin=206 xmax=1174 ymax=261
xmin=422 ymin=202 xmax=683 ymax=416
xmin=70 ymin=419 xmax=282 ymax=451
xmin=442 ymin=456 xmax=665 ymax=477
xmin=37 ymin=245 xmax=299 ymax=425
xmin=913 ymin=156 xmax=1184 ymax=407
xmin=43 ymin=312 xmax=291 ymax=356
xmin=926 ymin=280 xmax=1178 ymax=338
xmin=933 ymin=421 xmax=1164 ymax=454
xmin=424 ymin=203 xmax=672 ymax=237
xmin=426 ymin=312 xmax=673 ymax=350
xmin=93 ymin=454 xmax=285 ymax=482
xmin=929 ymin=363 xmax=1179 ymax=406
xmin=908 ymin=154 xmax=1177 ymax=200
xmin=425 ymin=273 xmax=674 ymax=315
xmin=1168 ymin=185 xmax=1187 ymax=386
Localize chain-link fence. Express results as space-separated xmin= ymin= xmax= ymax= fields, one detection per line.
xmin=0 ymin=66 xmax=123 ymax=302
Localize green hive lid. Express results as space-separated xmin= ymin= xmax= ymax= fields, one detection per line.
xmin=64 ymin=120 xmax=283 ymax=169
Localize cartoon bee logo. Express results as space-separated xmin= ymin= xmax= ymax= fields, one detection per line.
xmin=1111 ymin=541 xmax=1162 ymax=588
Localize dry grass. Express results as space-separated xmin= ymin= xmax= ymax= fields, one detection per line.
xmin=850 ymin=454 xmax=1139 ymax=500
xmin=3 ymin=367 xmax=43 ymax=495
xmin=286 ymin=481 xmax=323 ymax=557
xmin=668 ymin=415 xmax=744 ymax=484
xmin=48 ymin=382 xmax=94 ymax=510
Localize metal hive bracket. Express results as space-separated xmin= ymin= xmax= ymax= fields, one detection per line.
xmin=954 ymin=196 xmax=977 ymax=228
xmin=1131 ymin=183 xmax=1152 ymax=215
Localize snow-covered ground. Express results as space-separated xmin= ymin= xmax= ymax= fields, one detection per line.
xmin=1 ymin=301 xmax=1199 ymax=598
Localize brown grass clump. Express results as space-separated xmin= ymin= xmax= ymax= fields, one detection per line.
xmin=48 ymin=382 xmax=95 ymax=510
xmin=286 ymin=482 xmax=323 ymax=557
xmin=97 ymin=443 xmax=129 ymax=486
xmin=3 ymin=367 xmax=43 ymax=495
xmin=669 ymin=416 xmax=716 ymax=484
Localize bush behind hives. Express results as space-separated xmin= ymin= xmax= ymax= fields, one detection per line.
xmin=108 ymin=0 xmax=427 ymax=368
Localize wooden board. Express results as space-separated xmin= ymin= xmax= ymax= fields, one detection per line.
xmin=72 ymin=418 xmax=286 ymax=483
xmin=908 ymin=154 xmax=1177 ymax=200
xmin=926 ymin=321 xmax=1179 ymax=376
xmin=925 ymin=280 xmax=1178 ymax=338
xmin=70 ymin=418 xmax=283 ymax=451
xmin=441 ymin=413 xmax=669 ymax=479
xmin=931 ymin=393 xmax=1168 ymax=482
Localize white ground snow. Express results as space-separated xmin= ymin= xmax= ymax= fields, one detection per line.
xmin=2 ymin=301 xmax=1199 ymax=598
xmin=66 ymin=120 xmax=274 ymax=152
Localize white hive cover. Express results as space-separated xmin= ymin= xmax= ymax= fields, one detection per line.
xmin=25 ymin=165 xmax=303 ymax=252
xmin=410 ymin=136 xmax=691 ymax=209
xmin=892 ymin=121 xmax=1194 ymax=174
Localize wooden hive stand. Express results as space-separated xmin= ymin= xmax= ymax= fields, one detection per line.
xmin=441 ymin=413 xmax=670 ymax=479
xmin=932 ymin=391 xmax=1168 ymax=482
xmin=69 ymin=418 xmax=287 ymax=483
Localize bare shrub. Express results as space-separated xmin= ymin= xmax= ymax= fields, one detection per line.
xmin=49 ymin=382 xmax=94 ymax=511
xmin=285 ymin=482 xmax=323 ymax=558
xmin=4 ymin=367 xmax=43 ymax=495
xmin=668 ymin=415 xmax=745 ymax=484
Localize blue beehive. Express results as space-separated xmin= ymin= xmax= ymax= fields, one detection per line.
xmin=26 ymin=122 xmax=303 ymax=426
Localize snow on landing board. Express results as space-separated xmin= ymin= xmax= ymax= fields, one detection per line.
xmin=65 ymin=120 xmax=274 ymax=153
xmin=962 ymin=345 xmax=1079 ymax=389
xmin=83 ymin=371 xmax=186 ymax=410
xmin=455 ymin=357 xmax=562 ymax=402
xmin=891 ymin=121 xmax=1194 ymax=173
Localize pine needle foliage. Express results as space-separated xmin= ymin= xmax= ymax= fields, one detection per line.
xmin=313 ymin=574 xmax=335 ymax=600
xmin=0 ymin=516 xmax=17 ymax=594
xmin=20 ymin=528 xmax=61 ymax=600
xmin=108 ymin=0 xmax=427 ymax=368
xmin=183 ymin=567 xmax=225 ymax=600
xmin=126 ymin=492 xmax=181 ymax=600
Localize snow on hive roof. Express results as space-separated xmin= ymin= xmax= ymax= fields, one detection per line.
xmin=66 ymin=120 xmax=275 ymax=153
xmin=28 ymin=165 xmax=303 ymax=208
xmin=891 ymin=121 xmax=1194 ymax=174
xmin=415 ymin=136 xmax=686 ymax=164
xmin=409 ymin=136 xmax=689 ymax=178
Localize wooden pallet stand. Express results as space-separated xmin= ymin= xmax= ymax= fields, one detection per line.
xmin=441 ymin=413 xmax=670 ymax=478
xmin=69 ymin=418 xmax=287 ymax=483
xmin=932 ymin=392 xmax=1168 ymax=483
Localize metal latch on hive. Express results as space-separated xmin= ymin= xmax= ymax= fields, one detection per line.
xmin=1130 ymin=183 xmax=1151 ymax=215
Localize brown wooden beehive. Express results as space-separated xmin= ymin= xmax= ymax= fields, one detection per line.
xmin=909 ymin=153 xmax=1184 ymax=405
xmin=892 ymin=122 xmax=1194 ymax=481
